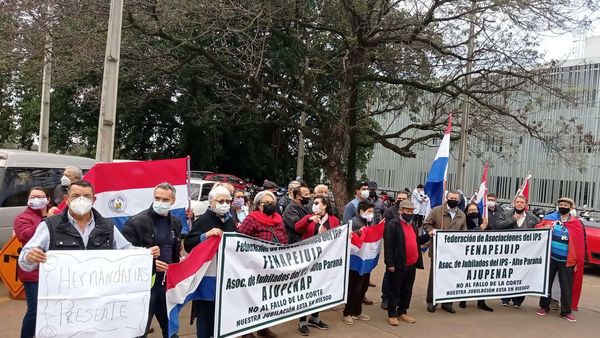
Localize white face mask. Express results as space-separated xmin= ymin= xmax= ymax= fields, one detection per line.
xmin=69 ymin=197 xmax=93 ymax=216
xmin=487 ymin=201 xmax=496 ymax=208
xmin=362 ymin=212 xmax=374 ymax=222
xmin=360 ymin=190 xmax=369 ymax=199
xmin=28 ymin=197 xmax=49 ymax=210
xmin=312 ymin=204 xmax=322 ymax=215
xmin=153 ymin=201 xmax=172 ymax=216
xmin=214 ymin=203 xmax=231 ymax=216
xmin=61 ymin=175 xmax=71 ymax=187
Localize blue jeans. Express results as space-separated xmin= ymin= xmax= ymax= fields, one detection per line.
xmin=21 ymin=281 xmax=38 ymax=338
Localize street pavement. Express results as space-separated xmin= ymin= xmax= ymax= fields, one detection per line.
xmin=1 ymin=258 xmax=599 ymax=338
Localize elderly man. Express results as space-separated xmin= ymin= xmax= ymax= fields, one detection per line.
xmin=19 ymin=179 xmax=159 ymax=270
xmin=422 ymin=190 xmax=467 ymax=313
xmin=122 ymin=183 xmax=183 ymax=338
xmin=184 ymin=186 xmax=235 ymax=338
xmin=53 ymin=165 xmax=82 ymax=206
xmin=277 ymin=180 xmax=301 ymax=214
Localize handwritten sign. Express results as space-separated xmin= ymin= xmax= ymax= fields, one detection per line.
xmin=433 ymin=229 xmax=551 ymax=303
xmin=36 ymin=250 xmax=153 ymax=338
xmin=214 ymin=225 xmax=349 ymax=338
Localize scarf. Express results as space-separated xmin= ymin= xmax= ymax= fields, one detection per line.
xmin=248 ymin=210 xmax=282 ymax=227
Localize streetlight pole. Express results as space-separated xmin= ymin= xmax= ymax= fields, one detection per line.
xmin=95 ymin=0 xmax=123 ymax=162
xmin=456 ymin=0 xmax=477 ymax=190
xmin=38 ymin=2 xmax=53 ymax=153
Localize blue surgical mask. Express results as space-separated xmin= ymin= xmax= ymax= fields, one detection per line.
xmin=153 ymin=201 xmax=172 ymax=216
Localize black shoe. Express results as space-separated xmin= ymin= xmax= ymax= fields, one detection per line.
xmin=441 ymin=305 xmax=456 ymax=314
xmin=459 ymin=301 xmax=466 ymax=308
xmin=381 ymin=298 xmax=388 ymax=310
xmin=308 ymin=319 xmax=329 ymax=330
xmin=477 ymin=302 xmax=494 ymax=312
xmin=298 ymin=325 xmax=309 ymax=336
xmin=427 ymin=304 xmax=436 ymax=313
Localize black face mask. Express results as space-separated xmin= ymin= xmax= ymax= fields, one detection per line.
xmin=301 ymin=197 xmax=310 ymax=205
xmin=369 ymin=191 xmax=377 ymax=198
xmin=447 ymin=200 xmax=459 ymax=208
xmin=515 ymin=208 xmax=525 ymax=214
xmin=558 ymin=207 xmax=571 ymax=215
xmin=401 ymin=214 xmax=413 ymax=223
xmin=467 ymin=212 xmax=480 ymax=219
xmin=262 ymin=204 xmax=277 ymax=216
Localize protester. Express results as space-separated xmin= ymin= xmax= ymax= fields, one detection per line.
xmin=384 ymin=200 xmax=431 ymax=326
xmin=277 ymin=180 xmax=301 ymax=214
xmin=52 ymin=165 xmax=82 ymax=206
xmin=263 ymin=180 xmax=279 ymax=194
xmin=422 ymin=190 xmax=466 ymax=313
xmin=292 ymin=196 xmax=337 ymax=335
xmin=314 ymin=184 xmax=339 ymax=217
xmin=536 ymin=197 xmax=586 ymax=323
xmin=366 ymin=181 xmax=387 ymax=223
xmin=410 ymin=184 xmax=430 ymax=228
xmin=14 ymin=187 xmax=52 ymax=338
xmin=184 ymin=186 xmax=235 ymax=338
xmin=282 ymin=185 xmax=311 ymax=244
xmin=232 ymin=189 xmax=250 ymax=225
xmin=342 ymin=181 xmax=370 ymax=223
xmin=18 ymin=179 xmax=160 ymax=267
xmin=486 ymin=193 xmax=502 ymax=229
xmin=488 ymin=195 xmax=538 ymax=308
xmin=238 ymin=190 xmax=287 ymax=338
xmin=343 ymin=201 xmax=375 ymax=325
xmin=457 ymin=203 xmax=493 ymax=312
xmin=380 ymin=190 xmax=410 ymax=309
xmin=121 ymin=183 xmax=183 ymax=338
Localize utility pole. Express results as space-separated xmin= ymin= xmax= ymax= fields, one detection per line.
xmin=38 ymin=3 xmax=53 ymax=153
xmin=456 ymin=0 xmax=477 ymax=190
xmin=296 ymin=57 xmax=310 ymax=180
xmin=96 ymin=0 xmax=123 ymax=162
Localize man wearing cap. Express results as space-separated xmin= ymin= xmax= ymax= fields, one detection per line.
xmin=384 ymin=200 xmax=431 ymax=326
xmin=536 ymin=197 xmax=586 ymax=322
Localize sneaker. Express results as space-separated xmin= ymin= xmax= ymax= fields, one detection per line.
xmin=362 ymin=297 xmax=374 ymax=305
xmin=399 ymin=314 xmax=416 ymax=324
xmin=343 ymin=315 xmax=354 ymax=325
xmin=352 ymin=313 xmax=371 ymax=321
xmin=501 ymin=300 xmax=510 ymax=307
xmin=298 ymin=325 xmax=309 ymax=336
xmin=307 ymin=319 xmax=329 ymax=330
xmin=513 ymin=304 xmax=522 ymax=309
xmin=561 ymin=314 xmax=577 ymax=322
xmin=388 ymin=317 xmax=399 ymax=326
xmin=536 ymin=307 xmax=549 ymax=316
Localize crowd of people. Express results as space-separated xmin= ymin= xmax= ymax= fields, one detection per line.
xmin=12 ymin=166 xmax=587 ymax=338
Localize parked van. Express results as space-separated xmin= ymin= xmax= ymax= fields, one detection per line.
xmin=0 ymin=149 xmax=97 ymax=246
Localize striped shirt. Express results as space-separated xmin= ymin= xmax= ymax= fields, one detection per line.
xmin=550 ymin=222 xmax=569 ymax=262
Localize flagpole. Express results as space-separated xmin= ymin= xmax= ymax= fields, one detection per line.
xmin=186 ymin=155 xmax=193 ymax=231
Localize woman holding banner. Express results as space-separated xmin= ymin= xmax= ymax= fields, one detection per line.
xmin=237 ymin=190 xmax=287 ymax=338
xmin=14 ymin=187 xmax=52 ymax=338
xmin=292 ymin=196 xmax=338 ymax=335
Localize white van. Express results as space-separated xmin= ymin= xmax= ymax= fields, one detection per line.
xmin=189 ymin=178 xmax=217 ymax=217
xmin=0 ymin=149 xmax=97 ymax=246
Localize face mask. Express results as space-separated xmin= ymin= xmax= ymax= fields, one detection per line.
xmin=487 ymin=201 xmax=496 ymax=208
xmin=362 ymin=212 xmax=374 ymax=222
xmin=61 ymin=176 xmax=71 ymax=187
xmin=232 ymin=198 xmax=245 ymax=209
xmin=214 ymin=203 xmax=230 ymax=216
xmin=558 ymin=207 xmax=571 ymax=215
xmin=301 ymin=197 xmax=310 ymax=205
xmin=401 ymin=214 xmax=413 ymax=223
xmin=312 ymin=204 xmax=322 ymax=214
xmin=360 ymin=190 xmax=369 ymax=199
xmin=69 ymin=197 xmax=93 ymax=216
xmin=153 ymin=201 xmax=172 ymax=216
xmin=262 ymin=203 xmax=277 ymax=216
xmin=467 ymin=212 xmax=480 ymax=219
xmin=28 ymin=197 xmax=49 ymax=210
xmin=447 ymin=200 xmax=459 ymax=208
xmin=514 ymin=208 xmax=525 ymax=214
xmin=369 ymin=191 xmax=377 ymax=198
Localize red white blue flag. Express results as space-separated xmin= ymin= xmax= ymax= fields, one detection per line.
xmin=425 ymin=114 xmax=452 ymax=208
xmin=475 ymin=162 xmax=488 ymax=218
xmin=349 ymin=220 xmax=384 ymax=275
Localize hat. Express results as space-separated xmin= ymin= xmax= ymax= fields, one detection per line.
xmin=367 ymin=181 xmax=378 ymax=189
xmin=399 ymin=200 xmax=416 ymax=210
xmin=557 ymin=197 xmax=575 ymax=207
xmin=262 ymin=180 xmax=278 ymax=189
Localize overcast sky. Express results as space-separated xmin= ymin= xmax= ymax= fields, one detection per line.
xmin=540 ymin=21 xmax=600 ymax=60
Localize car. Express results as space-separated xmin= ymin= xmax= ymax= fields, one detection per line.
xmin=189 ymin=178 xmax=217 ymax=218
xmin=583 ymin=219 xmax=600 ymax=268
xmin=190 ymin=170 xmax=214 ymax=180
xmin=203 ymin=173 xmax=249 ymax=191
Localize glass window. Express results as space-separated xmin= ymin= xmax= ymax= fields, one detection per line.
xmin=0 ymin=167 xmax=64 ymax=207
xmin=200 ymin=183 xmax=214 ymax=201
xmin=190 ymin=184 xmax=201 ymax=201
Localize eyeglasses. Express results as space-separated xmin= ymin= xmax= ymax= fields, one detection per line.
xmin=215 ymin=199 xmax=232 ymax=204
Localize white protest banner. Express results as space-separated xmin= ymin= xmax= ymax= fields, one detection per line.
xmin=214 ymin=225 xmax=349 ymax=338
xmin=433 ymin=229 xmax=551 ymax=303
xmin=36 ymin=250 xmax=153 ymax=338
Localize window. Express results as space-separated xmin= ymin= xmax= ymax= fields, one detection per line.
xmin=0 ymin=167 xmax=64 ymax=207
xmin=190 ymin=184 xmax=201 ymax=201
xmin=200 ymin=183 xmax=214 ymax=201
